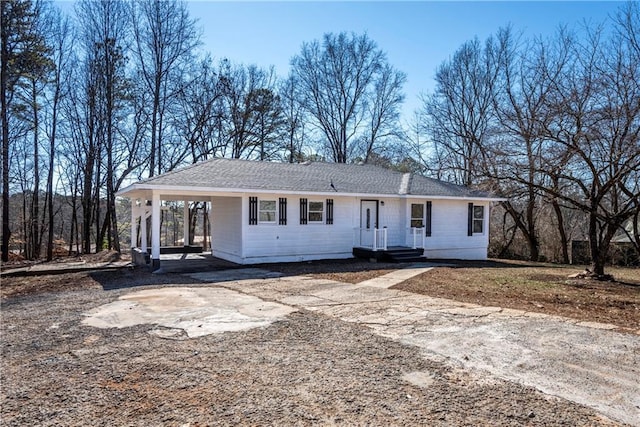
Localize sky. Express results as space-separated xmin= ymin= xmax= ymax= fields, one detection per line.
xmin=185 ymin=1 xmax=625 ymax=120
xmin=56 ymin=1 xmax=626 ymax=120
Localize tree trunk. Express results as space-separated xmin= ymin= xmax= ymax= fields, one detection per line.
xmin=497 ymin=209 xmax=517 ymax=258
xmin=587 ymin=211 xmax=619 ymax=278
xmin=21 ymin=190 xmax=27 ymax=257
xmin=100 ymin=213 xmax=111 ymax=250
xmin=525 ymin=195 xmax=539 ymax=262
xmin=110 ymin=193 xmax=120 ymax=252
xmin=632 ymin=209 xmax=640 ymax=259
xmin=46 ymin=86 xmax=60 ymax=260
xmin=95 ymin=144 xmax=102 ymax=253
xmin=69 ymin=199 xmax=77 ymax=255
xmin=82 ymin=153 xmax=94 ymax=254
xmin=551 ymin=199 xmax=570 ymax=264
xmin=189 ymin=205 xmax=198 ymax=246
xmin=501 ymin=201 xmax=539 ymax=262
xmin=148 ymin=74 xmax=161 ymax=177
xmin=105 ymin=44 xmax=120 ymax=253
xmin=30 ymin=79 xmax=41 ymax=259
xmin=587 ymin=210 xmax=603 ymax=275
xmin=0 ymin=0 xmax=10 ymax=262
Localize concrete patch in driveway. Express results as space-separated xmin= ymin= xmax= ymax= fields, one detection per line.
xmin=82 ymin=287 xmax=296 ymax=338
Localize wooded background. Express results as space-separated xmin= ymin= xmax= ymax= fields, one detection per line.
xmin=2 ymin=0 xmax=638 ymax=276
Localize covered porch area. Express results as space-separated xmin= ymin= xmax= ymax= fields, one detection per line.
xmin=125 ymin=189 xmax=235 ymax=271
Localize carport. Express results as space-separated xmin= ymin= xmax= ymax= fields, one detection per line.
xmin=119 ymin=186 xmax=243 ymax=271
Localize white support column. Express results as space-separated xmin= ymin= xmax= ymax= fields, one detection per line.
xmin=151 ymin=192 xmax=161 ymax=270
xmin=240 ymin=196 xmax=248 ymax=259
xmin=183 ymin=201 xmax=189 ymax=247
xmin=130 ymin=202 xmax=137 ymax=249
xmin=208 ymin=197 xmax=214 ymax=252
xmin=141 ymin=206 xmax=148 ymax=252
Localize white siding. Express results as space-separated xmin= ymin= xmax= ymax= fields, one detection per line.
xmin=241 ymin=195 xmax=356 ymax=264
xmin=422 ymin=199 xmax=489 ymax=260
xmin=211 ymin=196 xmax=243 ymax=261
xmin=210 ymin=194 xmax=491 ymax=264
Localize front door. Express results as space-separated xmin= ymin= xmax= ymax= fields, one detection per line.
xmin=360 ymin=200 xmax=378 ymax=248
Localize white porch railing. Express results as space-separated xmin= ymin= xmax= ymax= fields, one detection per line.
xmin=353 ymin=227 xmax=388 ymax=251
xmin=375 ymin=228 xmax=388 ymax=251
xmin=408 ymin=227 xmax=425 ymax=249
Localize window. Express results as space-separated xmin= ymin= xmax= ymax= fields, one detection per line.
xmin=473 ymin=205 xmax=484 ymax=234
xmin=259 ymin=200 xmax=277 ymax=223
xmin=302 ymin=198 xmax=333 ymax=225
xmin=308 ymin=201 xmax=324 ymax=223
xmin=411 ymin=203 xmax=424 ymax=228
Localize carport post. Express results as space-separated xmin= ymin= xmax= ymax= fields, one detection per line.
xmin=208 ymin=197 xmax=214 ymax=252
xmin=140 ymin=206 xmax=147 ymax=252
xmin=151 ymin=192 xmax=161 ymax=271
xmin=183 ymin=201 xmax=189 ymax=247
xmin=130 ymin=203 xmax=137 ymax=249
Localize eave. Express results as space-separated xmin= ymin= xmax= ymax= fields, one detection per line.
xmin=117 ymin=183 xmax=507 ymax=203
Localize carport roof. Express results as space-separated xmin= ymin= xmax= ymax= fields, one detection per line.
xmin=117 ymin=157 xmax=502 ymax=200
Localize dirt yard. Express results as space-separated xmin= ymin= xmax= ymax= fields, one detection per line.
xmin=1 ymin=258 xmax=638 ymax=425
xmin=391 ymin=260 xmax=640 ymax=332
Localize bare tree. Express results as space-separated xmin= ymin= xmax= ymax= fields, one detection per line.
xmin=361 ymin=63 xmax=406 ymax=163
xmin=218 ymin=62 xmax=280 ymax=160
xmin=279 ymin=74 xmax=307 ymax=163
xmin=132 ymin=0 xmax=199 ymax=177
xmin=616 ymin=1 xmax=640 ymax=60
xmin=291 ymin=32 xmax=405 ymax=163
xmin=75 ymin=0 xmax=130 ymax=253
xmin=490 ymin=27 xmax=572 ymax=261
xmin=421 ymin=37 xmax=498 ymax=186
xmin=402 ymin=110 xmax=445 ymax=177
xmin=42 ymin=6 xmax=73 ymax=260
xmin=540 ymin=23 xmax=640 ymax=276
xmin=173 ymin=57 xmax=224 ymax=165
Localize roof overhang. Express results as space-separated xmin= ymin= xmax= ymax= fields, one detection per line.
xmin=117 ymin=183 xmax=507 ymax=203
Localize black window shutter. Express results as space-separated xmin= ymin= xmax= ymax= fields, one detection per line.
xmin=467 ymin=203 xmax=473 ymax=236
xmin=326 ymin=199 xmax=334 ymax=224
xmin=249 ymin=197 xmax=258 ymax=225
xmin=300 ymin=198 xmax=308 ymax=224
xmin=425 ymin=201 xmax=432 ymax=237
xmin=279 ymin=198 xmax=287 ymax=225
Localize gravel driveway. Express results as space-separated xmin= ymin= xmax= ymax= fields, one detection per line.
xmin=2 ymin=268 xmax=638 ymax=426
xmin=207 ymin=274 xmax=639 ymax=425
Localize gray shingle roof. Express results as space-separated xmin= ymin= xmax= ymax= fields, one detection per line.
xmin=129 ymin=158 xmax=495 ymax=199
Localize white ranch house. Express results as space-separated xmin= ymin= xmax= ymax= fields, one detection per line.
xmin=117 ymin=158 xmax=503 ymax=270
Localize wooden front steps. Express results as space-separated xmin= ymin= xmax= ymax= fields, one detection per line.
xmin=353 ymin=246 xmax=426 ymax=263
